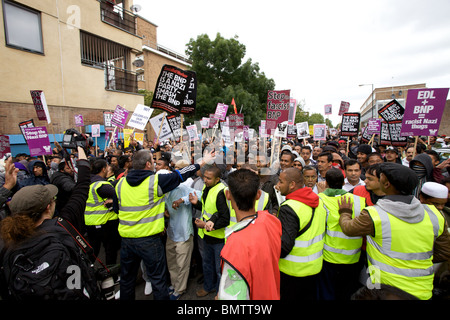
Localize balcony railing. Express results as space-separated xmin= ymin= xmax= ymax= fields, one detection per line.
xmin=105 ymin=64 xmax=138 ymax=93
xmin=142 ymin=39 xmax=192 ymax=65
xmin=100 ymin=0 xmax=136 ymax=35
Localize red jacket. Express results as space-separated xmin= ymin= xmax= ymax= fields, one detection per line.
xmin=220 ymin=211 xmax=282 ymax=300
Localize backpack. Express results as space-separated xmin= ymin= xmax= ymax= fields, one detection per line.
xmin=0 ymin=218 xmax=102 ymax=300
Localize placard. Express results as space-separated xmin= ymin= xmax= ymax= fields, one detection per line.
xmin=75 ymin=114 xmax=84 ymax=127
xmin=180 ymin=70 xmax=197 ymax=114
xmin=266 ymin=89 xmax=290 ymax=130
xmin=338 ymin=101 xmax=350 ymax=116
xmin=149 ymin=113 xmax=173 ymax=141
xmin=0 ymin=135 xmax=11 ymax=158
xmin=167 ymin=114 xmax=182 ymax=139
xmin=111 ymin=105 xmax=129 ymax=129
xmin=313 ymin=124 xmax=327 ymax=141
xmin=186 ymin=124 xmax=199 ymax=141
xmin=214 ymin=103 xmax=229 ymax=121
xmin=23 ymin=127 xmax=52 ymax=157
xmin=366 ymin=118 xmax=381 ymax=135
xmin=340 ymin=112 xmax=360 ymax=136
xmin=103 ymin=111 xmax=114 ymax=131
xmin=151 ymin=65 xmax=193 ymax=114
xmin=91 ymin=124 xmax=101 ymax=138
xmin=296 ymin=122 xmax=310 ymax=139
xmin=18 ymin=119 xmax=35 ymax=140
xmin=401 ymin=88 xmax=449 ymax=136
xmin=324 ymin=104 xmax=332 ymax=115
xmin=30 ymin=90 xmax=51 ymax=123
xmin=128 ymin=104 xmax=153 ymax=130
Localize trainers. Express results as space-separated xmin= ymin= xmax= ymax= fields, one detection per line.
xmin=170 ymin=292 xmax=181 ymax=300
xmin=196 ymin=288 xmax=213 ymax=297
xmin=144 ymin=282 xmax=153 ymax=295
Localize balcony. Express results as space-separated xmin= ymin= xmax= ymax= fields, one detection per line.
xmin=100 ymin=0 xmax=136 ymax=35
xmin=105 ymin=64 xmax=138 ymax=93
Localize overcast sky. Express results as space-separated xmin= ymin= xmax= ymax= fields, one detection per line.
xmin=136 ymin=0 xmax=450 ymax=126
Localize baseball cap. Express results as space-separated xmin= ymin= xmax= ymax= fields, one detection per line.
xmin=379 ymin=162 xmax=418 ymax=195
xmin=9 ymin=184 xmax=58 ymax=215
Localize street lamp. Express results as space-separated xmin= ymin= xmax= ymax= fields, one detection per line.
xmin=359 ymin=83 xmax=374 ymax=119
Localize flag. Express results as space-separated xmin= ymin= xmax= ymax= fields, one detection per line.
xmin=231 ymin=98 xmax=237 ymax=114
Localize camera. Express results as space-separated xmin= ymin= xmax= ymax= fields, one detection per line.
xmin=96 ymin=264 xmax=120 ymax=300
xmin=62 ymin=128 xmax=93 ymax=151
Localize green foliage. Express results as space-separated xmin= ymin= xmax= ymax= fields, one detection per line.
xmin=184 ymin=33 xmax=275 ymax=128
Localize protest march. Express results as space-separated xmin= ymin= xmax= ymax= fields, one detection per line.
xmin=1 ymin=62 xmax=450 ymax=305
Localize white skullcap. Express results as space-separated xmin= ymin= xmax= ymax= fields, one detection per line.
xmin=421 ymin=182 xmax=448 ymax=199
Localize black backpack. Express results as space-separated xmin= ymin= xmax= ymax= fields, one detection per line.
xmin=0 ymin=218 xmax=102 ymax=300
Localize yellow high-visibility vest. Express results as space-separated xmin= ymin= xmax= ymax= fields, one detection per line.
xmin=115 ymin=174 xmax=165 ymax=238
xmin=278 ymin=199 xmax=327 ymax=277
xmin=85 ymin=180 xmax=118 ymax=226
xmin=319 ymin=192 xmax=365 ymax=264
xmin=198 ymin=182 xmax=226 ymax=239
xmin=365 ymin=204 xmax=445 ymax=300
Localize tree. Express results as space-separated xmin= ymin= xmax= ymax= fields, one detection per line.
xmin=185 ymin=33 xmax=275 ymax=128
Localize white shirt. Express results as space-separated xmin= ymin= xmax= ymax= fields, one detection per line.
xmin=343 ymin=178 xmax=365 ymax=192
xmin=402 ymin=157 xmax=410 ymax=167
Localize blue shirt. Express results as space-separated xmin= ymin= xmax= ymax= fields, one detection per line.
xmin=165 ymin=183 xmax=202 ymax=242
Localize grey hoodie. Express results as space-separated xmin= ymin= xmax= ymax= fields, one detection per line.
xmin=375 ymin=195 xmax=425 ymax=224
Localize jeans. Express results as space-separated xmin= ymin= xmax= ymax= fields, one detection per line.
xmin=202 ymin=241 xmax=224 ymax=292
xmin=120 ymin=235 xmax=169 ymax=300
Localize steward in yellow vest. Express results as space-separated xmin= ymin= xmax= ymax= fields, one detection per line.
xmin=84 ymin=158 xmax=120 ymax=266
xmin=338 ymin=162 xmax=450 ymax=300
xmin=317 ymin=168 xmax=366 ymax=300
xmin=189 ymin=165 xmax=230 ymax=297
xmin=115 ymin=149 xmax=215 ymax=300
xmin=276 ymin=167 xmax=327 ymax=301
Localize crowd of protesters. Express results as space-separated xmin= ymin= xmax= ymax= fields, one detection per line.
xmin=0 ymin=130 xmax=450 ymax=301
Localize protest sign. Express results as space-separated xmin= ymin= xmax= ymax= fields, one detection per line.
xmin=23 ymin=127 xmax=52 ymax=157
xmin=287 ymin=124 xmax=297 ymax=138
xmin=340 ymin=112 xmax=360 ymax=136
xmin=0 ymin=135 xmax=11 ymax=158
xmin=180 ymin=70 xmax=197 ymax=114
xmin=200 ymin=117 xmax=210 ymax=129
xmin=111 ymin=105 xmax=129 ymax=129
xmin=288 ymin=99 xmax=297 ymax=125
xmin=296 ymin=122 xmax=310 ymax=139
xmin=324 ymin=104 xmax=332 ymax=115
xmin=103 ymin=111 xmax=114 ymax=131
xmin=366 ymin=118 xmax=381 ymax=135
xmin=380 ymin=121 xmax=391 ymax=145
xmin=150 ymin=112 xmax=173 ymax=141
xmin=151 ymin=65 xmax=193 ymax=114
xmin=30 ymin=90 xmax=51 ymax=123
xmin=361 ymin=125 xmax=372 ymax=144
xmin=266 ymin=90 xmax=290 ymax=130
xmin=229 ymin=113 xmax=244 ymax=134
xmin=214 ymin=103 xmax=229 ymax=121
xmin=75 ymin=114 xmax=84 ymax=127
xmin=274 ymin=122 xmax=288 ymax=138
xmin=338 ymin=101 xmax=350 ymax=116
xmin=128 ymin=104 xmax=153 ymax=131
xmin=209 ymin=114 xmax=219 ymax=129
xmin=123 ymin=128 xmax=134 ymax=148
xmin=91 ymin=124 xmax=101 ymax=138
xmin=378 ymin=99 xmax=407 ymax=146
xmin=313 ymin=124 xmax=327 ymax=141
xmin=167 ymin=114 xmax=182 ymax=139
xmin=401 ymin=88 xmax=449 ymax=136
xmin=186 ymin=124 xmax=199 ymax=142
xmin=18 ymin=119 xmax=35 ymax=140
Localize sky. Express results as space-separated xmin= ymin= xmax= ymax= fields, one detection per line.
xmin=135 ymin=0 xmax=450 ymax=126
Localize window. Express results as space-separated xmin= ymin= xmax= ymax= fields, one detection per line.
xmin=80 ymin=31 xmax=138 ymax=93
xmin=2 ymin=1 xmax=43 ymax=53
